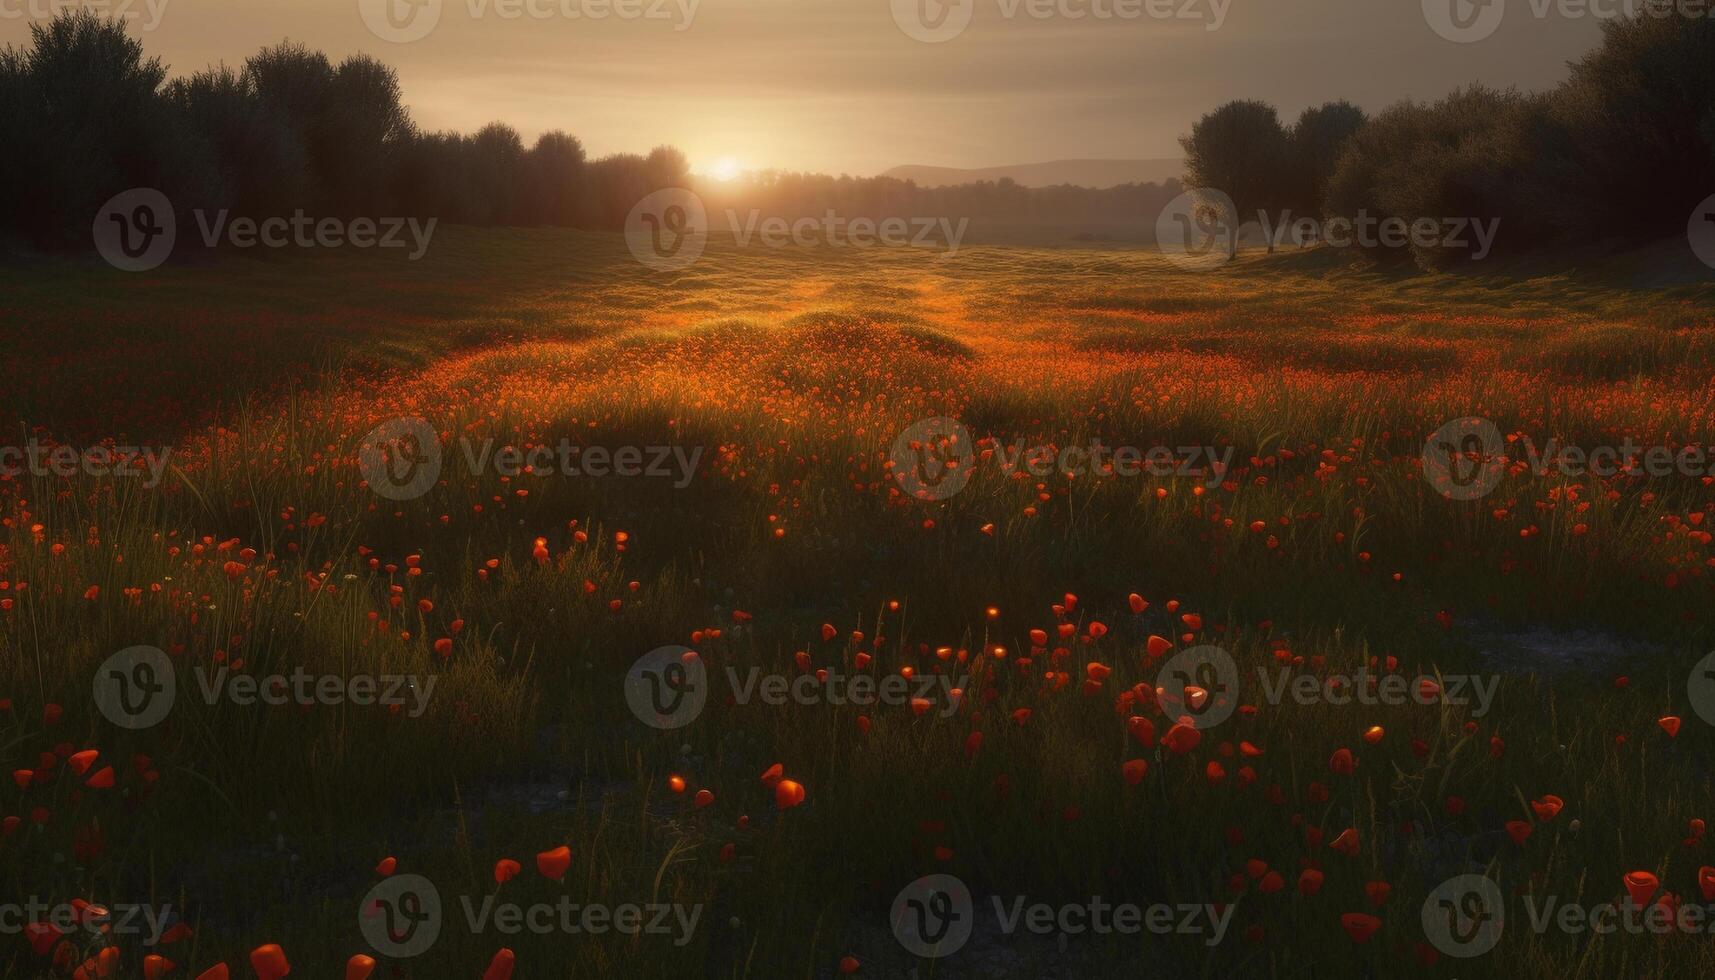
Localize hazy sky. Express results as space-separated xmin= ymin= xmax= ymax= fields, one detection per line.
xmin=3 ymin=0 xmax=1608 ymax=175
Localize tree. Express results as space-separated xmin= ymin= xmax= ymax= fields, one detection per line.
xmin=243 ymin=41 xmax=333 ymax=209
xmin=1290 ymin=101 xmax=1367 ymax=220
xmin=318 ymin=55 xmax=411 ymax=215
xmin=527 ymin=131 xmax=585 ymax=226
xmin=6 ymin=10 xmax=181 ymax=245
xmin=1531 ymin=14 xmax=1715 ymax=242
xmin=1179 ymin=100 xmax=1293 ymax=256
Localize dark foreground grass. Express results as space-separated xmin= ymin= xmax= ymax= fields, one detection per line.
xmin=2 ymin=230 xmax=1714 ymax=978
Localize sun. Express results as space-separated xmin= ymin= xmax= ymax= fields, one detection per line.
xmin=707 ymin=158 xmax=742 ymax=182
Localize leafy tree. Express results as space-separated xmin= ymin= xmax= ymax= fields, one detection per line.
xmin=1290 ymin=100 xmax=1367 ymax=219
xmin=1179 ymin=100 xmax=1293 ymax=255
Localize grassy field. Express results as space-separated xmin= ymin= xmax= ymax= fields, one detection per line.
xmin=3 ymin=228 xmax=1715 ymax=978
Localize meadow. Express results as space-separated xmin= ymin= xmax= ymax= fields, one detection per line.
xmin=3 ymin=228 xmax=1715 ymax=978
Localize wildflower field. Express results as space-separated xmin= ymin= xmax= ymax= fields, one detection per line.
xmin=4 ymin=229 xmax=1715 ymax=978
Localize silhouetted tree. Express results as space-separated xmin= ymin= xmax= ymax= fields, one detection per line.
xmin=1290 ymin=101 xmax=1366 ymax=219
xmin=527 ymin=131 xmax=585 ymax=226
xmin=1180 ymin=100 xmax=1293 ymax=256
xmin=2 ymin=11 xmax=182 ymax=245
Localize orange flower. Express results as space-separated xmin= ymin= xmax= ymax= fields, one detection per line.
xmin=1121 ymin=759 xmax=1147 ymax=785
xmin=1329 ymin=827 xmax=1359 ymax=857
xmin=775 ymin=779 xmax=807 ymax=809
xmin=1161 ymin=721 xmax=1201 ymax=755
xmin=482 ymin=949 xmax=516 ymax=980
xmin=1340 ymin=913 xmax=1381 ymax=944
xmin=1529 ymin=795 xmax=1564 ymax=822
xmin=1624 ymin=871 xmax=1660 ymax=908
xmin=537 ymin=845 xmax=572 ymax=880
xmin=1328 ymin=748 xmax=1355 ymax=775
xmin=345 ymin=955 xmax=376 ymax=980
xmin=248 ymin=945 xmax=289 ymax=980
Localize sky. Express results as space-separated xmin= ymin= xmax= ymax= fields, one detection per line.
xmin=3 ymin=0 xmax=1609 ymax=176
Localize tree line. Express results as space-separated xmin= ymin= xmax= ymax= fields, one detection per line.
xmin=1180 ymin=14 xmax=1715 ymax=268
xmin=0 ymin=12 xmax=699 ymax=246
xmin=0 ymin=11 xmax=1182 ymax=251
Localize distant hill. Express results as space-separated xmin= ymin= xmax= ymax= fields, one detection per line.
xmin=881 ymin=158 xmax=1183 ymax=189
